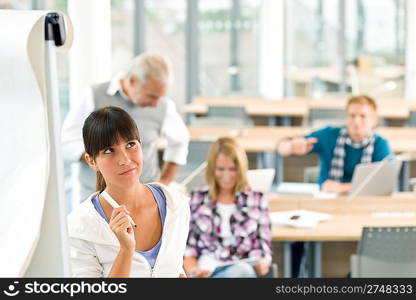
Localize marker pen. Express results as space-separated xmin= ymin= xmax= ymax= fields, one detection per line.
xmin=101 ymin=190 xmax=138 ymax=228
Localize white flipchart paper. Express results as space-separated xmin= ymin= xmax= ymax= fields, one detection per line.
xmin=0 ymin=10 xmax=72 ymax=276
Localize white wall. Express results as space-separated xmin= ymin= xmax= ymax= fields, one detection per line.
xmin=258 ymin=0 xmax=285 ymax=99
xmin=405 ymin=0 xmax=416 ymax=99
xmin=67 ymin=0 xmax=112 ymax=206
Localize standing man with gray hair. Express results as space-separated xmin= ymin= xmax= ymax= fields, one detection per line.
xmin=62 ymin=53 xmax=189 ymax=201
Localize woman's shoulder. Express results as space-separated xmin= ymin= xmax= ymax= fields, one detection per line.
xmin=374 ymin=132 xmax=391 ymax=146
xmin=191 ymin=184 xmax=210 ymax=194
xmin=68 ymin=193 xmax=98 ymax=220
xmin=189 ymin=184 xmax=210 ymax=202
xmin=68 ymin=193 xmax=120 ymax=245
xmin=148 ymin=182 xmax=191 ymax=211
xmin=238 ymin=187 xmax=268 ymax=209
xmin=240 ymin=187 xmax=264 ymax=200
xmin=67 ymin=193 xmax=103 ymax=236
xmin=372 ymin=133 xmax=393 ymax=157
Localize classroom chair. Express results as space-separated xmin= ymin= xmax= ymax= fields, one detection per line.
xmin=308 ymin=109 xmax=345 ymax=129
xmin=303 ymin=166 xmax=319 ymax=184
xmin=191 ymin=106 xmax=253 ymax=127
xmin=176 ymin=140 xmax=212 ymax=192
xmin=351 ymin=226 xmax=416 ymax=277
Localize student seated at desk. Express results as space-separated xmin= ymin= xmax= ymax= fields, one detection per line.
xmin=278 ymin=95 xmax=393 ymax=277
xmin=277 ymin=95 xmax=392 ymax=195
xmin=183 ymin=137 xmax=272 ymax=278
xmin=67 ymin=106 xmax=190 ymax=277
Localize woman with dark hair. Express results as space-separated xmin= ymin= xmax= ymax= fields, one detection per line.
xmin=67 ymin=106 xmax=190 ymax=277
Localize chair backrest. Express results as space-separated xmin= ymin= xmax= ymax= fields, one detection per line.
xmin=303 ymin=166 xmax=319 ymax=183
xmin=353 ymin=226 xmax=416 ymax=277
xmin=308 ymin=109 xmax=345 ymax=129
xmin=190 ymin=116 xmax=250 ymax=127
xmin=176 ymin=140 xmax=212 ymax=184
xmin=408 ymin=111 xmax=416 ymax=127
xmin=206 ymin=105 xmax=253 ymax=126
xmin=207 ymin=105 xmax=247 ymax=118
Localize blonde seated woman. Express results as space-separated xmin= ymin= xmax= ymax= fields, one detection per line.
xmin=184 ymin=137 xmax=272 ymax=278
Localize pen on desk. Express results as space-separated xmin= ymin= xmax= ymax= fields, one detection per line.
xmin=101 ymin=190 xmax=138 ymax=228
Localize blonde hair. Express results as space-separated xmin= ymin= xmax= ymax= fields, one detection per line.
xmin=205 ymin=137 xmax=249 ymax=201
xmin=346 ymin=94 xmax=377 ymax=111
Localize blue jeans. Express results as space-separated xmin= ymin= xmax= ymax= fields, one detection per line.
xmin=211 ymin=262 xmax=257 ymax=278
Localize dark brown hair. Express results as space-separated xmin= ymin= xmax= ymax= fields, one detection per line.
xmin=82 ymin=106 xmax=141 ymax=192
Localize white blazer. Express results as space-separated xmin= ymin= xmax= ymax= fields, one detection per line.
xmin=67 ymin=183 xmax=190 ymax=277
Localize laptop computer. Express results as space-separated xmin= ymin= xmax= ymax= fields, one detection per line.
xmin=349 ymin=160 xmax=402 ymax=197
xmin=247 ymin=168 xmax=275 ymax=193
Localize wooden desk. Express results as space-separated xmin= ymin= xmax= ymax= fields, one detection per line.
xmin=308 ymin=98 xmax=410 ymax=119
xmin=183 ymin=125 xmax=416 ymax=154
xmin=177 ymin=126 xmax=310 ymax=153
xmin=269 ymin=193 xmax=416 ymax=241
xmin=377 ymin=127 xmax=416 ymax=153
xmin=267 ymin=193 xmax=416 ymax=277
xmin=184 ymin=96 xmax=412 ymax=122
xmin=183 ymin=97 xmax=309 ymax=123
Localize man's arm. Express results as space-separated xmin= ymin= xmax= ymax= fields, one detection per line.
xmin=159 ymin=161 xmax=179 ymax=185
xmin=277 ymin=136 xmax=318 ymax=157
xmin=159 ymin=98 xmax=190 ymax=183
xmin=322 ymin=180 xmax=351 ymax=194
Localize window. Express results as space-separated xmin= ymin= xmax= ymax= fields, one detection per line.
xmin=199 ymin=0 xmax=261 ymax=97
xmin=0 ymin=0 xmax=31 ymax=9
xmin=111 ymin=0 xmax=134 ymax=74
xmin=285 ymin=0 xmax=341 ymax=98
xmin=345 ymin=0 xmax=405 ymax=98
xmin=145 ymin=0 xmax=186 ymax=106
xmin=47 ymin=0 xmax=69 ymax=121
xmin=284 ymin=0 xmax=405 ymax=99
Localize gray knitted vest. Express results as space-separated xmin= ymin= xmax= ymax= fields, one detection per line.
xmin=79 ymin=82 xmax=167 ymax=199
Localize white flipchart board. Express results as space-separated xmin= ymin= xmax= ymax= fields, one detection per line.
xmin=0 ymin=10 xmax=72 ymax=277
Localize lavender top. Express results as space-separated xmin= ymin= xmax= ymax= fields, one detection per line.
xmin=92 ymin=184 xmax=166 ymax=268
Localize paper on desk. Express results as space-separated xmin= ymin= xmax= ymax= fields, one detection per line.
xmin=371 ymin=211 xmax=415 ymax=218
xmin=276 ymin=182 xmax=338 ymax=198
xmin=276 ymin=182 xmax=320 ymax=195
xmin=270 ymin=209 xmax=332 ymax=228
xmin=313 ymin=191 xmax=338 ymax=199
